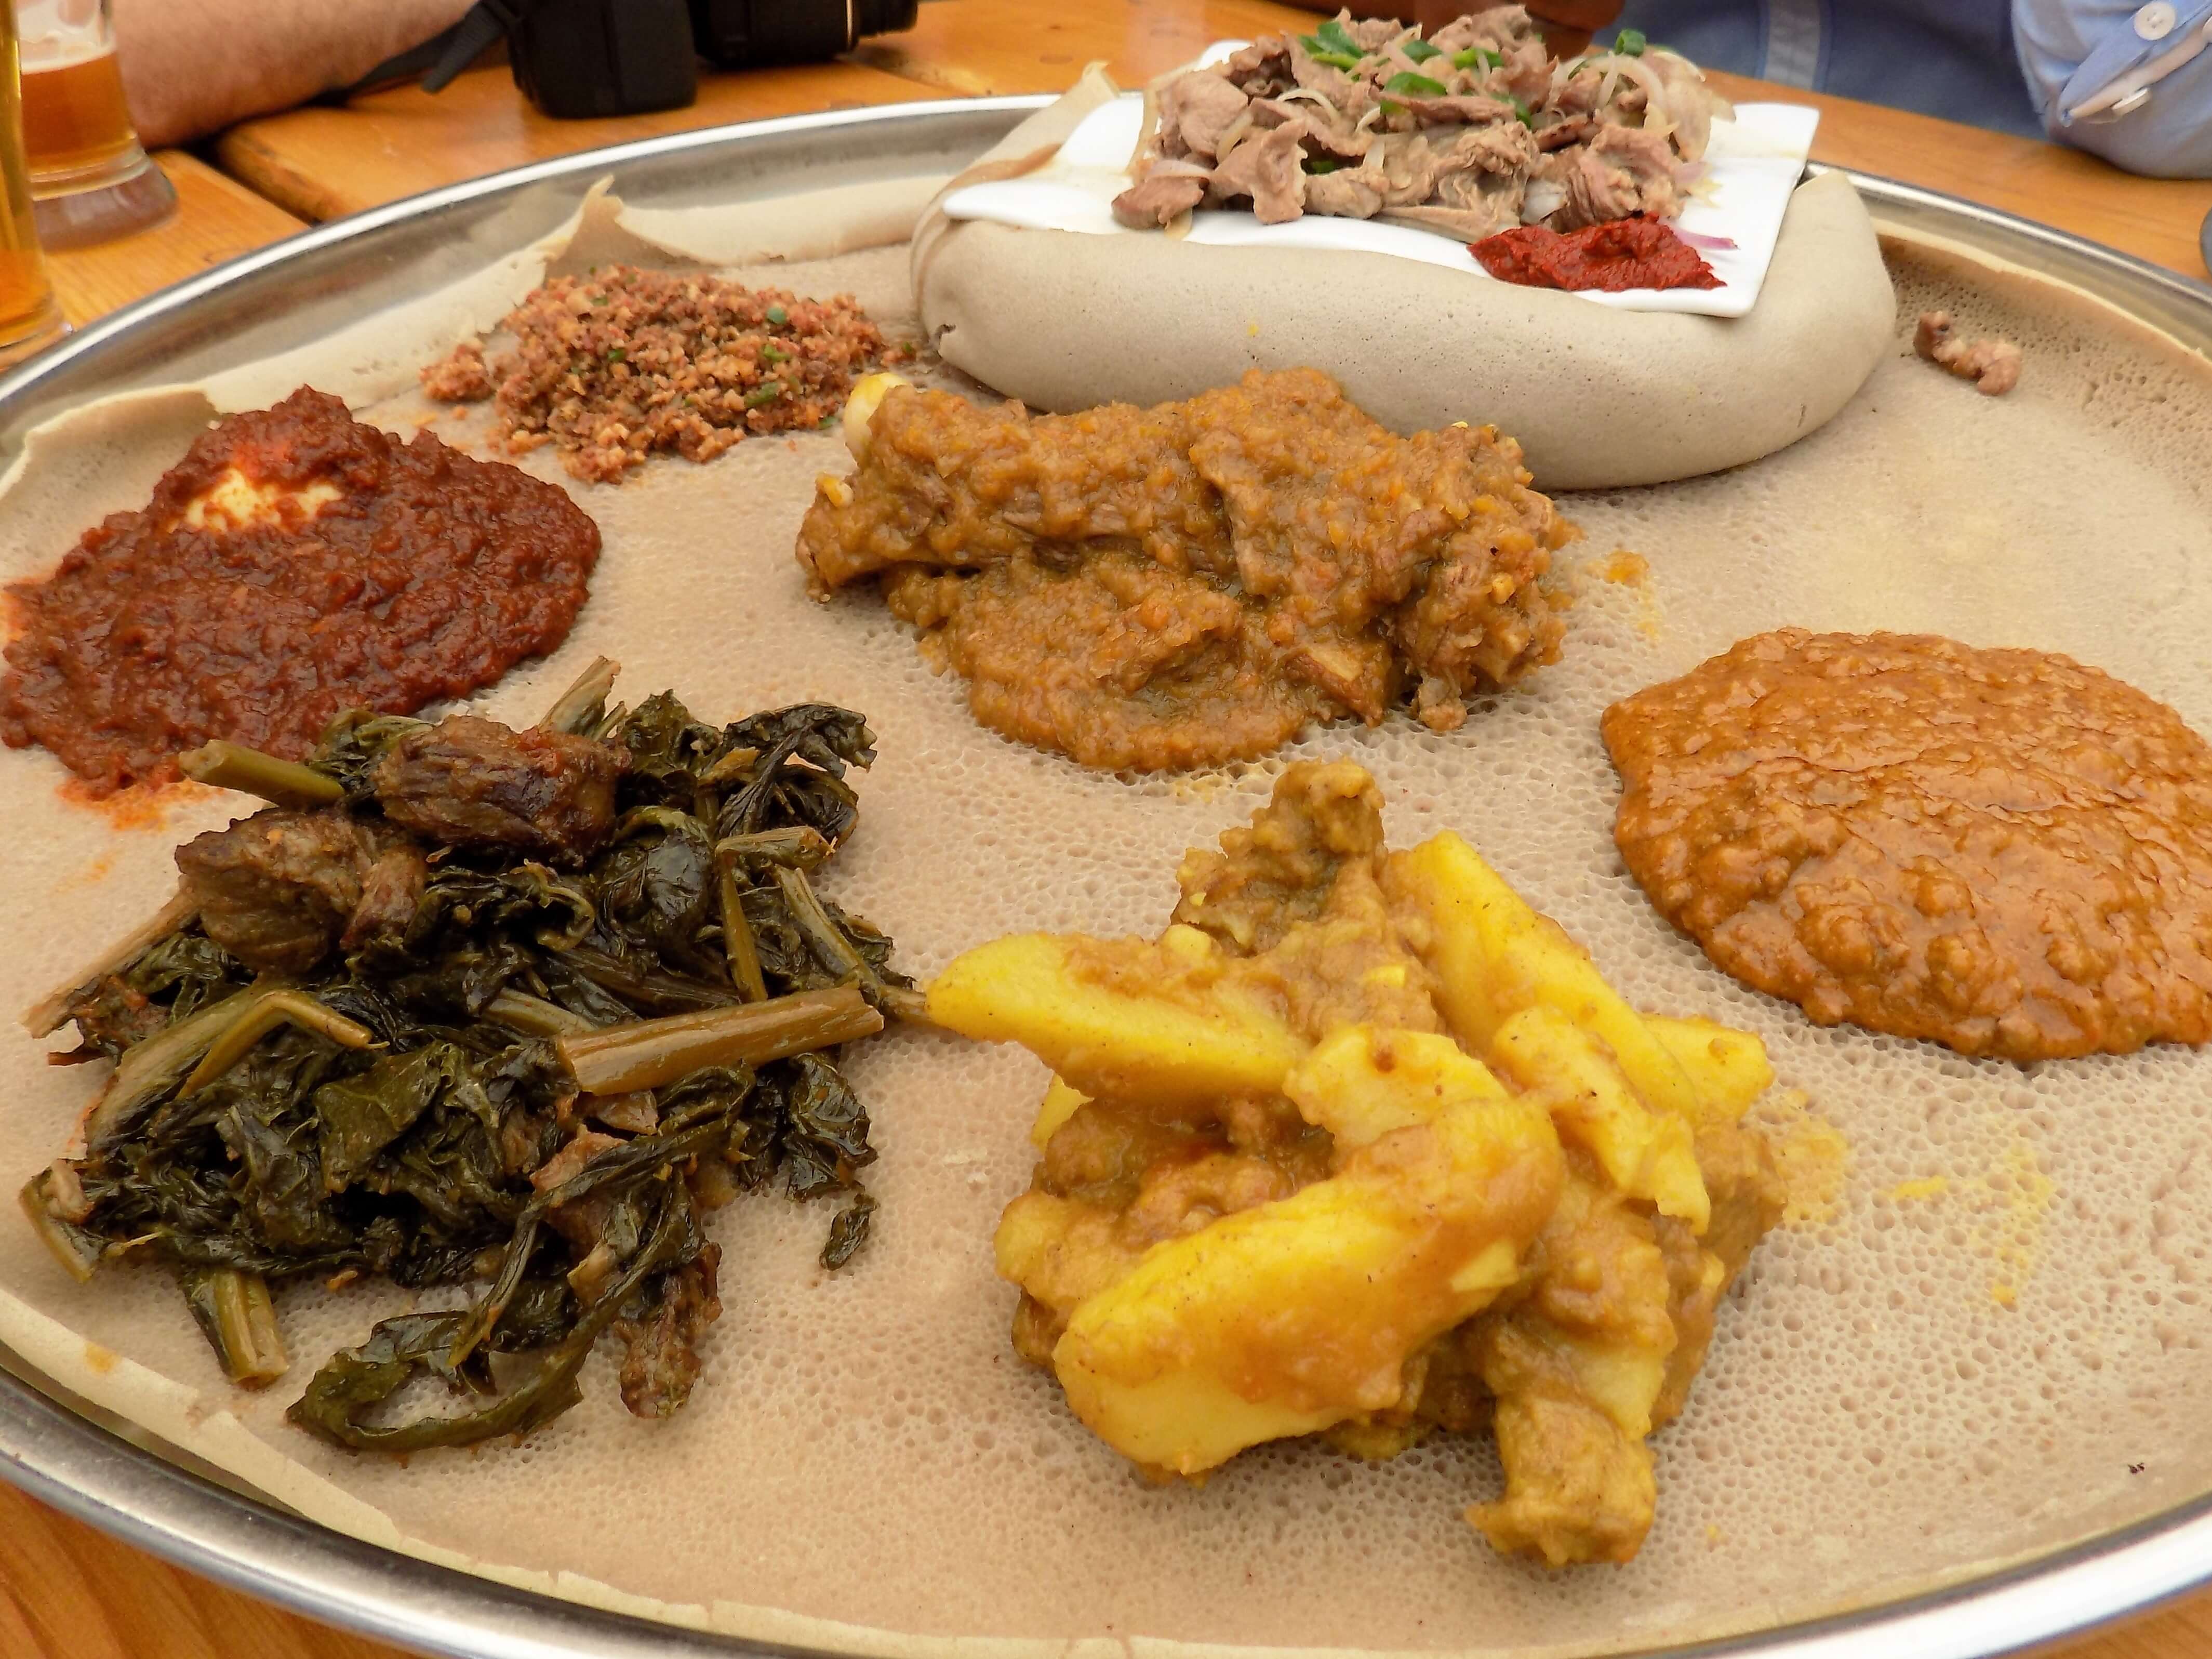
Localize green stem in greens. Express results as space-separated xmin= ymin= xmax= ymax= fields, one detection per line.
xmin=718 ymin=863 xmax=770 ymax=1003
xmin=20 ymin=1169 xmax=105 ymax=1284
xmin=484 ymin=989 xmax=597 ymax=1039
xmin=554 ymin=986 xmax=880 ymax=1097
xmin=24 ymin=886 xmax=199 ymax=1039
xmin=180 ymin=1266 xmax=289 ymax=1385
xmin=697 ymin=745 xmax=762 ymax=789
xmin=699 ymin=786 xmax=769 ymax=1003
xmin=771 ymin=866 xmax=925 ymax=1023
xmin=179 ymin=989 xmax=376 ymax=1099
xmin=83 ymin=986 xmax=260 ymax=1148
xmin=716 ymin=827 xmax=832 ymax=871
xmin=539 ymin=655 xmax=621 ymax=735
xmin=178 ymin=741 xmax=345 ymax=809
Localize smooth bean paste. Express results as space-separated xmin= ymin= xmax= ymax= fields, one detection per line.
xmin=1602 ymin=629 xmax=2212 ymax=1063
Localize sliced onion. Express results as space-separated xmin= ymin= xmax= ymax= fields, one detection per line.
xmin=1212 ymin=109 xmax=1257 ymax=162
xmin=1127 ymin=87 xmax=1163 ymax=177
xmin=1522 ymin=179 xmax=1566 ymax=222
xmin=1610 ymin=55 xmax=1674 ymax=128
xmin=1671 ymin=228 xmax=1737 ymax=250
xmin=1643 ymin=49 xmax=1729 ymax=159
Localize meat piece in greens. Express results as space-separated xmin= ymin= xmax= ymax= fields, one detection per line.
xmin=177 ymin=809 xmax=401 ymax=974
xmin=614 ymin=1243 xmax=723 ymax=1418
xmin=22 ymin=662 xmax=906 ymax=1456
xmin=371 ymin=715 xmax=628 ymax=861
xmin=341 ymin=844 xmax=429 ymax=952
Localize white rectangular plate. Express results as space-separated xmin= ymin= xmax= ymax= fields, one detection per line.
xmin=942 ymin=58 xmax=1820 ymax=320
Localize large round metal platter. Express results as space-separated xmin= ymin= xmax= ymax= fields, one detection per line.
xmin=4 ymin=97 xmax=2212 ymax=1659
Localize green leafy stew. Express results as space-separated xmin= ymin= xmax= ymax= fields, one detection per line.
xmin=23 ymin=659 xmax=907 ymax=1454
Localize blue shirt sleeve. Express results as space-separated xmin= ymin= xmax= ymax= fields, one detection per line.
xmin=2015 ymin=0 xmax=2212 ymax=175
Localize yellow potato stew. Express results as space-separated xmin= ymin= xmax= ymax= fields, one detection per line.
xmin=925 ymin=762 xmax=1789 ymax=1566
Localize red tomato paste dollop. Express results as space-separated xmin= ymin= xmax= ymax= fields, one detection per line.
xmin=1469 ymin=217 xmax=1722 ymax=293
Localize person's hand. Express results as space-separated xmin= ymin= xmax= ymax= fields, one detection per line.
xmin=1521 ymin=1 xmax=1627 ymax=57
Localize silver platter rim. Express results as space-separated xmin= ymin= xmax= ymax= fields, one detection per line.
xmin=2 ymin=92 xmax=2209 ymax=1659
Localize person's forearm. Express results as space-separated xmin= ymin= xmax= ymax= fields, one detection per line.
xmin=114 ymin=0 xmax=475 ymax=147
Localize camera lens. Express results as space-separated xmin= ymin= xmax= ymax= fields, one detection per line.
xmin=690 ymin=0 xmax=918 ymax=65
xmin=855 ymin=0 xmax=920 ymax=36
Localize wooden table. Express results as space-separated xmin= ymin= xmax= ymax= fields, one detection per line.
xmin=39 ymin=150 xmax=303 ymax=326
xmin=15 ymin=4 xmax=2212 ymax=1655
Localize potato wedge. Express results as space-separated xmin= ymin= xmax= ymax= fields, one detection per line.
xmin=1489 ymin=1005 xmax=1709 ymax=1231
xmin=1645 ymin=1015 xmax=1773 ymax=1127
xmin=1030 ymin=1075 xmax=1090 ymax=1150
xmin=927 ymin=932 xmax=1305 ymax=1104
xmin=995 ymin=1190 xmax=1142 ymax=1319
xmin=1052 ymin=1041 xmax=1562 ymax=1476
xmin=1388 ymin=833 xmax=1704 ymax=1126
xmin=1282 ymin=1026 xmax=1511 ymax=1148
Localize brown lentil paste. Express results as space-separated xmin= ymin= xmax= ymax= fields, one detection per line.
xmin=1602 ymin=629 xmax=2212 ymax=1063
xmin=795 ymin=369 xmax=1573 ymax=771
xmin=0 ymin=387 xmax=600 ymax=796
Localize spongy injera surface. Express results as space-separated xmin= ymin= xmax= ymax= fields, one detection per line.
xmin=0 ymin=234 xmax=2208 ymax=1654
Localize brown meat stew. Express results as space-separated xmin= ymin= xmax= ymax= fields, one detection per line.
xmin=796 ymin=368 xmax=1574 ymax=771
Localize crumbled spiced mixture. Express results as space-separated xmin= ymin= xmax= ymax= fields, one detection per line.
xmin=423 ymin=264 xmax=905 ymax=483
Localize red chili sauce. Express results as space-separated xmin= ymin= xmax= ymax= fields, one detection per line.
xmin=1470 ymin=217 xmax=1722 ymax=293
xmin=0 ymin=387 xmax=601 ymax=797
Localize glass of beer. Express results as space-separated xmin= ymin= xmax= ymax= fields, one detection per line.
xmin=1 ymin=1 xmax=65 ymax=365
xmin=15 ymin=0 xmax=175 ymax=248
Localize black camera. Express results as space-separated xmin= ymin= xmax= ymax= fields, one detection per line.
xmin=360 ymin=0 xmax=921 ymax=122
xmin=690 ymin=0 xmax=924 ymax=69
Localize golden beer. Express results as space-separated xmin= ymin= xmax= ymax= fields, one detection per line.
xmin=20 ymin=45 xmax=138 ymax=187
xmin=15 ymin=0 xmax=171 ymax=247
xmin=0 ymin=5 xmax=65 ymax=365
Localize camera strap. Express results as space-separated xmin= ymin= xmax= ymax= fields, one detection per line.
xmin=324 ymin=0 xmax=529 ymax=102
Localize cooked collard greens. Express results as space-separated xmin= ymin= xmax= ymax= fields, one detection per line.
xmin=22 ymin=661 xmax=907 ymax=1453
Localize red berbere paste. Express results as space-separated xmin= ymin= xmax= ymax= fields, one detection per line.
xmin=0 ymin=387 xmax=602 ymax=796
xmin=1470 ymin=217 xmax=1722 ymax=293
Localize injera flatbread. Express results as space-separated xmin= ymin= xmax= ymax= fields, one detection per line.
xmin=913 ymin=75 xmax=1897 ymax=492
xmin=0 ymin=156 xmax=2208 ymax=1659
